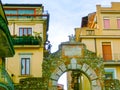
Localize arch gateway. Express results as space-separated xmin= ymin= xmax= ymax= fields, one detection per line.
xmin=42 ymin=39 xmax=104 ymax=90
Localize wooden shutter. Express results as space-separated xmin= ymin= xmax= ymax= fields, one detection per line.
xmin=117 ymin=19 xmax=120 ymax=29
xmin=103 ymin=19 xmax=110 ymax=29
xmin=102 ymin=42 xmax=112 ymax=61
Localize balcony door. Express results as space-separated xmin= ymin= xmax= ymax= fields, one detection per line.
xmin=102 ymin=42 xmax=112 ymax=61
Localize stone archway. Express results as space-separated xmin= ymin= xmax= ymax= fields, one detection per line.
xmin=42 ymin=40 xmax=104 ymax=90
xmin=49 ymin=61 xmax=101 ymax=90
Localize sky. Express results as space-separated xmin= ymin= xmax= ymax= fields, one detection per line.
xmin=2 ymin=0 xmax=120 ymax=53
xmin=2 ymin=0 xmax=120 ymax=90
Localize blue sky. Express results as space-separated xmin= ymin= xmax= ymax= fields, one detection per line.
xmin=2 ymin=0 xmax=120 ymax=52
xmin=2 ymin=0 xmax=120 ymax=90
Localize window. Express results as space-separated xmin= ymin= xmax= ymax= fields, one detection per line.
xmin=102 ymin=42 xmax=112 ymax=61
xmin=19 ymin=53 xmax=32 ymax=75
xmin=5 ymin=10 xmax=17 ymax=18
xmin=18 ymin=10 xmax=34 ymax=15
xmin=19 ymin=28 xmax=32 ymax=36
xmin=117 ymin=19 xmax=120 ymax=29
xmin=18 ymin=10 xmax=34 ymax=18
xmin=5 ymin=10 xmax=17 ymax=14
xmin=105 ymin=68 xmax=116 ymax=79
xmin=103 ymin=18 xmax=110 ymax=29
xmin=5 ymin=9 xmax=35 ymax=19
xmin=5 ymin=9 xmax=34 ymax=15
xmin=21 ymin=58 xmax=30 ymax=75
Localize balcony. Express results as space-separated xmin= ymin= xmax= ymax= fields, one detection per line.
xmin=99 ymin=53 xmax=120 ymax=65
xmin=6 ymin=14 xmax=49 ymax=20
xmin=103 ymin=29 xmax=120 ymax=35
xmin=86 ymin=30 xmax=95 ymax=35
xmin=0 ymin=67 xmax=14 ymax=90
xmin=12 ymin=35 xmax=42 ymax=46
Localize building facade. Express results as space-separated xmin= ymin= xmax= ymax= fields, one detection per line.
xmin=0 ymin=0 xmax=15 ymax=90
xmin=75 ymin=2 xmax=120 ymax=89
xmin=3 ymin=4 xmax=49 ymax=89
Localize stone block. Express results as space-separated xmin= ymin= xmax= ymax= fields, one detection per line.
xmin=52 ymin=80 xmax=57 ymax=86
xmin=76 ymin=64 xmax=82 ymax=69
xmin=86 ymin=68 xmax=93 ymax=76
xmin=55 ymin=67 xmax=63 ymax=76
xmin=81 ymin=63 xmax=89 ymax=72
xmin=59 ymin=63 xmax=67 ymax=72
xmin=71 ymin=63 xmax=77 ymax=69
xmin=92 ymin=80 xmax=97 ymax=85
xmin=56 ymin=69 xmax=63 ymax=76
xmin=90 ymin=73 xmax=98 ymax=80
xmin=67 ymin=64 xmax=71 ymax=69
xmin=71 ymin=58 xmax=77 ymax=64
xmin=51 ymin=73 xmax=59 ymax=80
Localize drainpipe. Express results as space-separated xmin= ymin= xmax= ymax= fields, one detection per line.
xmin=94 ymin=38 xmax=97 ymax=55
xmin=13 ymin=22 xmax=15 ymax=35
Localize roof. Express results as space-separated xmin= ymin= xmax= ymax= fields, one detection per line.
xmin=81 ymin=16 xmax=88 ymax=27
xmin=3 ymin=4 xmax=42 ymax=7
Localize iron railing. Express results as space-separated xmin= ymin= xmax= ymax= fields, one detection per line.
xmin=6 ymin=14 xmax=49 ymax=20
xmin=98 ymin=53 xmax=120 ymax=61
xmin=0 ymin=67 xmax=14 ymax=90
xmin=12 ymin=36 xmax=42 ymax=45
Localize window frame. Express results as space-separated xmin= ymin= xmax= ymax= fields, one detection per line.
xmin=19 ymin=27 xmax=32 ymax=36
xmin=19 ymin=53 xmax=32 ymax=76
xmin=21 ymin=58 xmax=30 ymax=75
xmin=117 ymin=18 xmax=120 ymax=29
xmin=104 ymin=68 xmax=117 ymax=79
xmin=5 ymin=8 xmax=35 ymax=15
xmin=18 ymin=9 xmax=34 ymax=15
xmin=4 ymin=8 xmax=36 ymax=19
xmin=103 ymin=18 xmax=110 ymax=29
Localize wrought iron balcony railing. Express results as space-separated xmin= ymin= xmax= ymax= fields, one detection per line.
xmin=6 ymin=14 xmax=49 ymax=20
xmin=98 ymin=53 xmax=120 ymax=62
xmin=12 ymin=36 xmax=42 ymax=46
xmin=0 ymin=67 xmax=14 ymax=90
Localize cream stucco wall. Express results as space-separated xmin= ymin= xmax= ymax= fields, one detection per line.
xmin=7 ymin=47 xmax=43 ymax=83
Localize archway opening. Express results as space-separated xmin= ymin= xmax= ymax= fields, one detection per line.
xmin=58 ymin=70 xmax=91 ymax=90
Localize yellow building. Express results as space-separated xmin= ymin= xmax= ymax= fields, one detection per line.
xmin=3 ymin=3 xmax=49 ymax=88
xmin=75 ymin=2 xmax=120 ymax=89
xmin=0 ymin=0 xmax=15 ymax=90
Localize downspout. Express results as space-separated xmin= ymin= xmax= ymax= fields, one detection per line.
xmin=13 ymin=22 xmax=15 ymax=35
xmin=94 ymin=38 xmax=97 ymax=55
